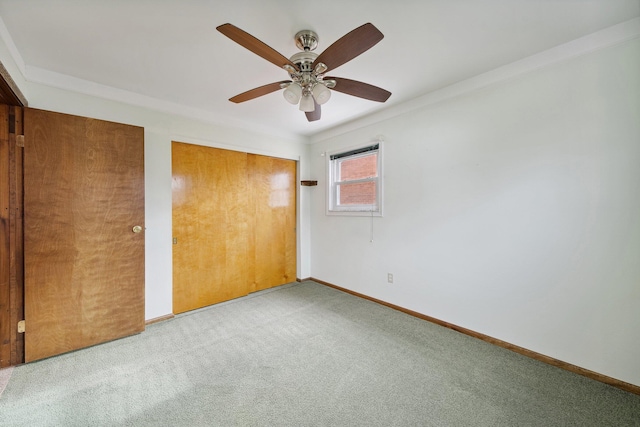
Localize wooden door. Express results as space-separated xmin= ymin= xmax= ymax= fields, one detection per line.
xmin=172 ymin=143 xmax=250 ymax=313
xmin=172 ymin=143 xmax=296 ymax=314
xmin=248 ymin=154 xmax=296 ymax=292
xmin=23 ymin=108 xmax=145 ymax=362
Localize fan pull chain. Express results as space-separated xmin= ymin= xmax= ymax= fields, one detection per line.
xmin=370 ymin=210 xmax=374 ymax=243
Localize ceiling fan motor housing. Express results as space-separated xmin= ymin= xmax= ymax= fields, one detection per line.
xmin=289 ymin=51 xmax=318 ymax=72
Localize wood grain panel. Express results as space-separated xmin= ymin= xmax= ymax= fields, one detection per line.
xmin=0 ymin=105 xmax=10 ymax=367
xmin=172 ymin=143 xmax=297 ymax=313
xmin=9 ymin=106 xmax=24 ymax=365
xmin=172 ymin=142 xmax=250 ymax=314
xmin=0 ymin=105 xmax=25 ymax=367
xmin=248 ymin=154 xmax=296 ymax=292
xmin=24 ymin=108 xmax=145 ymax=362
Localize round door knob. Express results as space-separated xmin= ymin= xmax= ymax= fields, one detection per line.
xmin=132 ymin=225 xmax=143 ymax=233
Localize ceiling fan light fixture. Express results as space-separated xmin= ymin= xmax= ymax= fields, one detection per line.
xmin=314 ymin=62 xmax=328 ymax=74
xmin=299 ymin=94 xmax=315 ymax=112
xmin=312 ymin=83 xmax=331 ymax=105
xmin=283 ymin=83 xmax=302 ymax=104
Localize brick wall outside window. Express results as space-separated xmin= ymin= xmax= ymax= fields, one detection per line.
xmin=339 ymin=153 xmax=377 ymax=205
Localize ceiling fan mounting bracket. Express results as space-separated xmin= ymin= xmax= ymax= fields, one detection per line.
xmin=294 ymin=30 xmax=318 ymax=51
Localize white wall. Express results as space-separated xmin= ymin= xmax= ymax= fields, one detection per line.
xmin=309 ymin=38 xmax=640 ymax=386
xmin=0 ymin=36 xmax=312 ymax=322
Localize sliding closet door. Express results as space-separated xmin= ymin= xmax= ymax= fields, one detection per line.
xmin=248 ymin=154 xmax=296 ymax=292
xmin=172 ymin=142 xmax=296 ymax=314
xmin=23 ymin=108 xmax=145 ymax=362
xmin=172 ymin=143 xmax=250 ymax=313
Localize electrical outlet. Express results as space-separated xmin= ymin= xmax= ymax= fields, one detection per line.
xmin=387 ymin=273 xmax=394 ymax=284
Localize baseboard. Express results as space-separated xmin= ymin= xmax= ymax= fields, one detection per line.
xmin=310 ymin=277 xmax=640 ymax=396
xmin=145 ymin=314 xmax=175 ymax=326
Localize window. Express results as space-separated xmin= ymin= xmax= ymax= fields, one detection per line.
xmin=327 ymin=142 xmax=383 ymax=216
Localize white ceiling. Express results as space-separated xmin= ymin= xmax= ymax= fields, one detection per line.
xmin=0 ymin=0 xmax=638 ymax=140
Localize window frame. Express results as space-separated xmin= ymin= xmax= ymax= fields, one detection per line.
xmin=326 ymin=141 xmax=384 ymax=217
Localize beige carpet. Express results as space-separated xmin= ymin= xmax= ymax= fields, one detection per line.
xmin=1 ymin=281 xmax=639 ymax=426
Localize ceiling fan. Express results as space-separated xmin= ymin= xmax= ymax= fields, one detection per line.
xmin=216 ymin=23 xmax=392 ymax=122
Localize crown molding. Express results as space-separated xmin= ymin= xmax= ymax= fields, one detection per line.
xmin=24 ymin=65 xmax=306 ymax=143
xmin=308 ymin=17 xmax=640 ymax=144
xmin=0 ymin=16 xmax=26 ymax=76
xmin=0 ymin=16 xmax=304 ymax=143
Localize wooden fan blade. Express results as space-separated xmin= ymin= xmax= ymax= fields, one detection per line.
xmin=305 ymin=101 xmax=321 ymax=122
xmin=229 ymin=81 xmax=291 ymax=103
xmin=327 ymin=77 xmax=391 ymax=102
xmin=313 ymin=23 xmax=383 ymax=73
xmin=217 ymin=23 xmax=299 ymax=71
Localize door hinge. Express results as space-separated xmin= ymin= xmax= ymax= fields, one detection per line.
xmin=16 ymin=135 xmax=25 ymax=147
xmin=173 ymin=237 xmax=177 ymax=245
xmin=17 ymin=320 xmax=25 ymax=333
